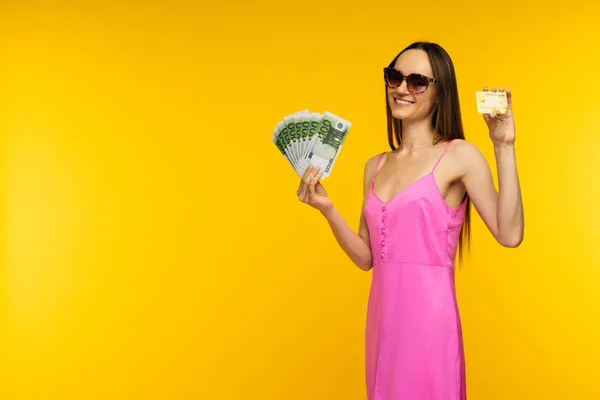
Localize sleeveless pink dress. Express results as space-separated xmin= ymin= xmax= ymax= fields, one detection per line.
xmin=363 ymin=140 xmax=467 ymax=400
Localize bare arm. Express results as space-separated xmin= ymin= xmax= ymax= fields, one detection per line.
xmin=320 ymin=157 xmax=378 ymax=271
xmin=456 ymin=140 xmax=524 ymax=248
xmin=320 ymin=207 xmax=372 ymax=271
xmin=298 ymin=157 xmax=377 ymax=271
xmin=493 ymin=142 xmax=524 ymax=246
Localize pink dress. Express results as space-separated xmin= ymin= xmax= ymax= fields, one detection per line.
xmin=363 ymin=140 xmax=467 ymax=400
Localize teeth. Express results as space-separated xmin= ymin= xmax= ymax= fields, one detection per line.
xmin=395 ymin=99 xmax=412 ymax=105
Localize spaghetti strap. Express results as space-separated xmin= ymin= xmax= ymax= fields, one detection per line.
xmin=371 ymin=152 xmax=386 ymax=188
xmin=431 ymin=140 xmax=455 ymax=173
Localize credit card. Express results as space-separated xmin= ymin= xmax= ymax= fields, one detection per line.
xmin=476 ymin=91 xmax=508 ymax=114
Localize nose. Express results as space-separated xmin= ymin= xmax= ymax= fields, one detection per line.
xmin=395 ymin=78 xmax=410 ymax=95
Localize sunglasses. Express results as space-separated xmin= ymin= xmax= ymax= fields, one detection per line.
xmin=383 ymin=67 xmax=437 ymax=94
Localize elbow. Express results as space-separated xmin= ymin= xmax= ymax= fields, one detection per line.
xmin=355 ymin=255 xmax=373 ymax=271
xmin=359 ymin=263 xmax=373 ymax=271
xmin=356 ymin=259 xmax=373 ymax=271
xmin=353 ymin=241 xmax=373 ymax=271
xmin=498 ymin=232 xmax=523 ymax=248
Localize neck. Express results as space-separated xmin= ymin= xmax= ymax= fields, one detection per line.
xmin=399 ymin=118 xmax=436 ymax=151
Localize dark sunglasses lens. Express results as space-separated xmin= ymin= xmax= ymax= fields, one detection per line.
xmin=386 ymin=69 xmax=404 ymax=88
xmin=407 ymin=75 xmax=429 ymax=93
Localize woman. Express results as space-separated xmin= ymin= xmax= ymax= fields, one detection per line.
xmin=296 ymin=41 xmax=524 ymax=399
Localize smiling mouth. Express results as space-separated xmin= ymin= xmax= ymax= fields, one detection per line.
xmin=395 ymin=98 xmax=414 ymax=105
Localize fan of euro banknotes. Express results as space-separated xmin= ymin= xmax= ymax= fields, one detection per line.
xmin=271 ymin=110 xmax=352 ymax=180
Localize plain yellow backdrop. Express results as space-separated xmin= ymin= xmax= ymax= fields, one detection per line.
xmin=1 ymin=1 xmax=599 ymax=399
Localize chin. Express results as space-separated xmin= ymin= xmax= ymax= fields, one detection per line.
xmin=390 ymin=106 xmax=414 ymax=121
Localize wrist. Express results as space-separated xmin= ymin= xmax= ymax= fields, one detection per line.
xmin=320 ymin=204 xmax=336 ymax=219
xmin=493 ymin=141 xmax=514 ymax=149
xmin=493 ymin=141 xmax=516 ymax=165
xmin=493 ymin=141 xmax=515 ymax=154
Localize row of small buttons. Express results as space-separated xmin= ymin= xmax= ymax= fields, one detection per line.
xmin=381 ymin=205 xmax=387 ymax=260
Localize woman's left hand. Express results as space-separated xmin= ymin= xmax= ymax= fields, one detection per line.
xmin=483 ymin=86 xmax=515 ymax=145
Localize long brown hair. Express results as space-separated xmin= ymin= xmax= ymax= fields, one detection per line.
xmin=385 ymin=41 xmax=471 ymax=263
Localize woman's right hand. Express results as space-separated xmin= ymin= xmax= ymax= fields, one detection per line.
xmin=297 ymin=166 xmax=332 ymax=212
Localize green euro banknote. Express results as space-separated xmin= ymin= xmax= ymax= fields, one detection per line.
xmin=271 ymin=110 xmax=351 ymax=179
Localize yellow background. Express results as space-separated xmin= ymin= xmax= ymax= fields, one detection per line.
xmin=1 ymin=1 xmax=599 ymax=399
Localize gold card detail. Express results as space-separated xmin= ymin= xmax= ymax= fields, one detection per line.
xmin=476 ymin=91 xmax=508 ymax=114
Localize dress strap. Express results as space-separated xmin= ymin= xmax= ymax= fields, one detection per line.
xmin=431 ymin=140 xmax=455 ymax=173
xmin=370 ymin=152 xmax=386 ymax=188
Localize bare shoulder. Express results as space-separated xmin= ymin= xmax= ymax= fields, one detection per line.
xmin=448 ymin=138 xmax=481 ymax=157
xmin=447 ymin=139 xmax=489 ymax=175
xmin=362 ymin=152 xmax=385 ymax=188
xmin=364 ymin=152 xmax=385 ymax=176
